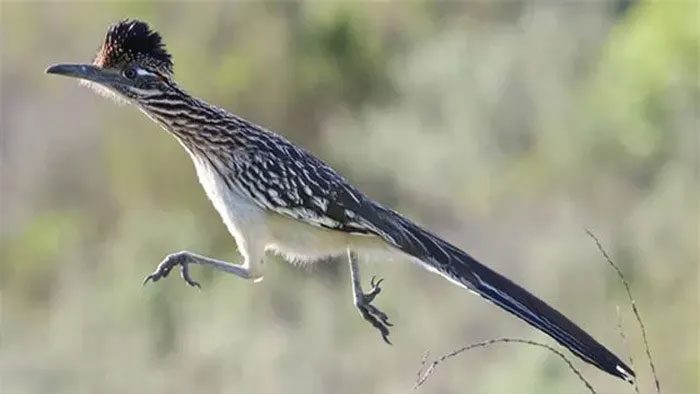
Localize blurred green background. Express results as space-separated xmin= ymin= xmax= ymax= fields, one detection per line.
xmin=1 ymin=1 xmax=697 ymax=393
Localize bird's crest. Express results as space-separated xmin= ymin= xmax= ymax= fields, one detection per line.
xmin=94 ymin=19 xmax=173 ymax=73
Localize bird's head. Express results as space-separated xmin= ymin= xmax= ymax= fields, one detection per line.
xmin=46 ymin=19 xmax=174 ymax=104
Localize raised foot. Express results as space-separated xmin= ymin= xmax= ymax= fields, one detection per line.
xmin=355 ymin=275 xmax=393 ymax=344
xmin=142 ymin=251 xmax=201 ymax=289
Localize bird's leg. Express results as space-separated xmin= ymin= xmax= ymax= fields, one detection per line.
xmin=143 ymin=251 xmax=260 ymax=288
xmin=347 ymin=249 xmax=393 ymax=344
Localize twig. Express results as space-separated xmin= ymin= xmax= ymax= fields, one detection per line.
xmin=413 ymin=337 xmax=596 ymax=393
xmin=586 ymin=229 xmax=661 ymax=394
xmin=616 ymin=306 xmax=639 ymax=394
xmin=416 ymin=350 xmax=430 ymax=383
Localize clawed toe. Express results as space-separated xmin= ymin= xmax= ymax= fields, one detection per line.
xmin=142 ymin=262 xmax=173 ymax=286
xmin=142 ymin=273 xmax=158 ymax=286
xmin=179 ymin=261 xmax=201 ymax=289
xmin=355 ymin=276 xmax=392 ymax=344
xmin=364 ymin=275 xmax=384 ymax=302
xmin=356 ymin=301 xmax=392 ymax=344
xmin=143 ymin=252 xmax=200 ymax=289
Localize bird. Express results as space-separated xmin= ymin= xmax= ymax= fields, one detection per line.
xmin=46 ymin=19 xmax=635 ymax=383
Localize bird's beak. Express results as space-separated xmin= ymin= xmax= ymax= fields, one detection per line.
xmin=45 ymin=63 xmax=118 ymax=85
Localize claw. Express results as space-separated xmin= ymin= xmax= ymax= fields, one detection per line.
xmin=142 ymin=265 xmax=169 ymax=286
xmin=370 ymin=275 xmax=384 ymax=289
xmin=357 ymin=302 xmax=392 ymax=345
xmin=143 ymin=252 xmax=201 ymax=289
xmin=142 ymin=274 xmax=155 ymax=286
xmin=364 ymin=276 xmax=384 ymax=303
xmin=354 ymin=276 xmax=392 ymax=344
xmin=180 ymin=262 xmax=201 ymax=289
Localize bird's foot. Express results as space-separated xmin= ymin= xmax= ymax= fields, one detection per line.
xmin=355 ymin=275 xmax=393 ymax=344
xmin=143 ymin=251 xmax=201 ymax=289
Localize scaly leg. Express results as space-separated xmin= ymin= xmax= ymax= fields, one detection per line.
xmin=347 ymin=249 xmax=393 ymax=344
xmin=143 ymin=251 xmax=260 ymax=288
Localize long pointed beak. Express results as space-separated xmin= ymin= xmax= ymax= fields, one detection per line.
xmin=45 ymin=63 xmax=117 ymax=84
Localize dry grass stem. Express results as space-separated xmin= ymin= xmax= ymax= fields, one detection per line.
xmin=413 ymin=337 xmax=596 ymax=393
xmin=616 ymin=306 xmax=640 ymax=394
xmin=586 ymin=229 xmax=661 ymax=394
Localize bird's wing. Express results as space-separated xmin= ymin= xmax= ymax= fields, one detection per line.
xmin=226 ymin=143 xmax=387 ymax=236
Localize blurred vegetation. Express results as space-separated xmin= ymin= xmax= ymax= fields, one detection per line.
xmin=1 ymin=1 xmax=697 ymax=394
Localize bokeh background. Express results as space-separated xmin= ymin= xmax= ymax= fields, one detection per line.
xmin=1 ymin=1 xmax=697 ymax=393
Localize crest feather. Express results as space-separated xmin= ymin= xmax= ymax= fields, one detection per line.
xmin=94 ymin=19 xmax=173 ymax=73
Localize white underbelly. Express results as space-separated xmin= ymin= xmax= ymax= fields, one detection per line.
xmin=191 ymin=153 xmax=265 ymax=243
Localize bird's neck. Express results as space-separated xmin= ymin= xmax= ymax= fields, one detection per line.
xmin=136 ymin=86 xmax=247 ymax=152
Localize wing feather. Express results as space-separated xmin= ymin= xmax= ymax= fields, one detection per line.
xmin=227 ymin=145 xmax=378 ymax=235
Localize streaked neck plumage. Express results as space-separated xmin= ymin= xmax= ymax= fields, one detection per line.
xmin=135 ymin=83 xmax=251 ymax=154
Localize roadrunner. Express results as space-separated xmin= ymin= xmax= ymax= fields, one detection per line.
xmin=47 ymin=19 xmax=634 ymax=382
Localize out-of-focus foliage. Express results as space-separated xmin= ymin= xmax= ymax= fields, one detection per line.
xmin=1 ymin=1 xmax=697 ymax=394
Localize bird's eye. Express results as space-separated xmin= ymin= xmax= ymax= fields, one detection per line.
xmin=123 ymin=67 xmax=138 ymax=79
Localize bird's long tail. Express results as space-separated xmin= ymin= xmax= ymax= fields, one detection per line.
xmin=369 ymin=206 xmax=635 ymax=383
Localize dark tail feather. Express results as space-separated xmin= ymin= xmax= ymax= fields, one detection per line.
xmin=371 ymin=208 xmax=635 ymax=383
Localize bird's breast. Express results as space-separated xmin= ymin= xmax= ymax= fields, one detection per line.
xmin=190 ymin=152 xmax=264 ymax=241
